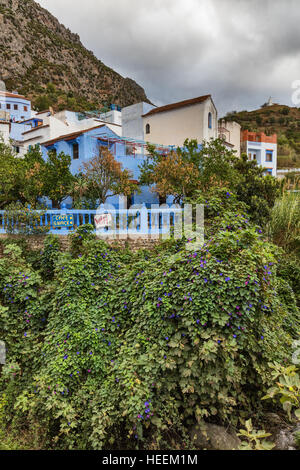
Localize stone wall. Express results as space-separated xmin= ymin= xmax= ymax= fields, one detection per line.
xmin=0 ymin=233 xmax=161 ymax=255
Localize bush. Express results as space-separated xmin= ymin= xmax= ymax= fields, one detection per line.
xmin=4 ymin=202 xmax=49 ymax=236
xmin=267 ymin=192 xmax=300 ymax=256
xmin=0 ymin=192 xmax=299 ymax=449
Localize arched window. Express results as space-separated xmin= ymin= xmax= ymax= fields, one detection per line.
xmin=208 ymin=112 xmax=212 ymax=129
xmin=145 ymin=123 xmax=150 ymax=134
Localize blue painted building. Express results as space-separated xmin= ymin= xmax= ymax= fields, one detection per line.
xmin=10 ymin=117 xmax=43 ymax=142
xmin=0 ymin=91 xmax=31 ymax=122
xmin=41 ymin=124 xmax=173 ymax=209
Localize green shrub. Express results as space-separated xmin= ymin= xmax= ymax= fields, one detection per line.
xmin=267 ymin=192 xmax=300 ymax=256
xmin=4 ymin=202 xmax=49 ymax=236
xmin=0 ymin=189 xmax=299 ymax=450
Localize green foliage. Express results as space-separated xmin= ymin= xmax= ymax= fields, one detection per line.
xmin=276 ymin=255 xmax=300 ymax=307
xmin=0 ymin=143 xmax=75 ymax=209
xmin=43 ymin=150 xmax=75 ymax=208
xmin=4 ymin=202 xmax=49 ymax=235
xmin=0 ymin=140 xmax=23 ymax=209
xmin=39 ymin=235 xmax=61 ymax=280
xmin=233 ymin=154 xmax=280 ymax=226
xmin=262 ymin=363 xmax=300 ymax=421
xmin=0 ymin=191 xmax=299 ymax=449
xmin=139 ymin=139 xmax=239 ymax=202
xmin=69 ymin=224 xmax=96 ymax=257
xmin=267 ymin=192 xmax=300 ymax=256
xmin=238 ymin=419 xmax=275 ymax=450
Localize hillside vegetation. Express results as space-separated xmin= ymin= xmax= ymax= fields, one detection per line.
xmin=0 ymin=0 xmax=150 ymax=111
xmin=225 ymin=104 xmax=300 ymax=169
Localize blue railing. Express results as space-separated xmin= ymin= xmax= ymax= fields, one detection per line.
xmin=0 ymin=207 xmax=183 ymax=236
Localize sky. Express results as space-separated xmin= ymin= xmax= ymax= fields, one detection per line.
xmin=36 ymin=0 xmax=300 ymax=116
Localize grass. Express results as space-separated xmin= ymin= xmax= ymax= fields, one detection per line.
xmin=268 ymin=190 xmax=300 ymax=255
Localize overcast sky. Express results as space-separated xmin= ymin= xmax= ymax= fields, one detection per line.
xmin=37 ymin=0 xmax=300 ymax=116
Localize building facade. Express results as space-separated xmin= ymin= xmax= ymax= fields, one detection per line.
xmin=218 ymin=119 xmax=241 ymax=157
xmin=0 ymin=121 xmax=10 ymax=144
xmin=0 ymin=91 xmax=31 ymax=122
xmin=140 ymin=95 xmax=218 ymax=147
xmin=41 ymin=125 xmax=173 ymax=209
xmin=241 ymin=130 xmax=277 ymax=176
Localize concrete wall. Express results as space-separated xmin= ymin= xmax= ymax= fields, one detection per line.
xmin=245 ymin=141 xmax=277 ymax=176
xmin=0 ymin=94 xmax=31 ymax=122
xmin=219 ymin=120 xmax=241 ymax=157
xmin=142 ymin=98 xmax=217 ymax=147
xmin=122 ymin=102 xmax=155 ymax=141
xmin=0 ymin=122 xmax=10 ymax=144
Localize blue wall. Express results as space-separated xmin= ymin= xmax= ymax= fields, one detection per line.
xmin=41 ymin=125 xmax=162 ymax=209
xmin=0 ymin=95 xmax=31 ymax=122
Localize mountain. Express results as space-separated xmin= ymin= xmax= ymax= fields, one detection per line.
xmin=0 ymin=0 xmax=151 ymax=111
xmin=224 ymin=103 xmax=300 ymax=169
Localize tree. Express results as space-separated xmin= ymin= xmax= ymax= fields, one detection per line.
xmin=19 ymin=146 xmax=47 ymax=206
xmin=78 ymin=146 xmax=138 ymax=205
xmin=140 ymin=138 xmax=239 ymax=203
xmin=43 ymin=150 xmax=75 ymax=208
xmin=193 ymin=138 xmax=239 ymax=191
xmin=0 ymin=140 xmax=22 ymax=209
xmin=150 ymin=151 xmax=200 ymax=204
xmin=233 ymin=154 xmax=280 ymax=226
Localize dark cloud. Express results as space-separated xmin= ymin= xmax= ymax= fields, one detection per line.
xmin=37 ymin=0 xmax=300 ymax=115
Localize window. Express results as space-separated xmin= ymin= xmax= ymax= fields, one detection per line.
xmin=73 ymin=142 xmax=79 ymax=160
xmin=14 ymin=104 xmax=18 ymax=110
xmin=145 ymin=123 xmax=150 ymax=134
xmin=208 ymin=112 xmax=212 ymax=129
xmin=266 ymin=151 xmax=273 ymax=162
xmin=6 ymin=104 xmax=11 ymax=110
xmin=24 ymin=106 xmax=28 ymax=112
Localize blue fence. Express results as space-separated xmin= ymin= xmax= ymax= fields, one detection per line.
xmin=0 ymin=207 xmax=183 ymax=236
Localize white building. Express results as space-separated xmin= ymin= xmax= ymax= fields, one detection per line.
xmin=122 ymin=95 xmax=218 ymax=147
xmin=10 ymin=108 xmax=122 ymax=157
xmin=0 ymin=121 xmax=10 ymax=145
xmin=218 ymin=119 xmax=241 ymax=157
xmin=241 ymin=130 xmax=277 ymax=177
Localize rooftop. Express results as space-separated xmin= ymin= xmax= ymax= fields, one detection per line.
xmin=43 ymin=124 xmax=106 ymax=147
xmin=0 ymin=91 xmax=29 ymax=101
xmin=142 ymin=94 xmax=212 ymax=117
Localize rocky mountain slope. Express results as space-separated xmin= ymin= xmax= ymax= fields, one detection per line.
xmin=224 ymin=104 xmax=300 ymax=168
xmin=0 ymin=0 xmax=151 ymax=111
